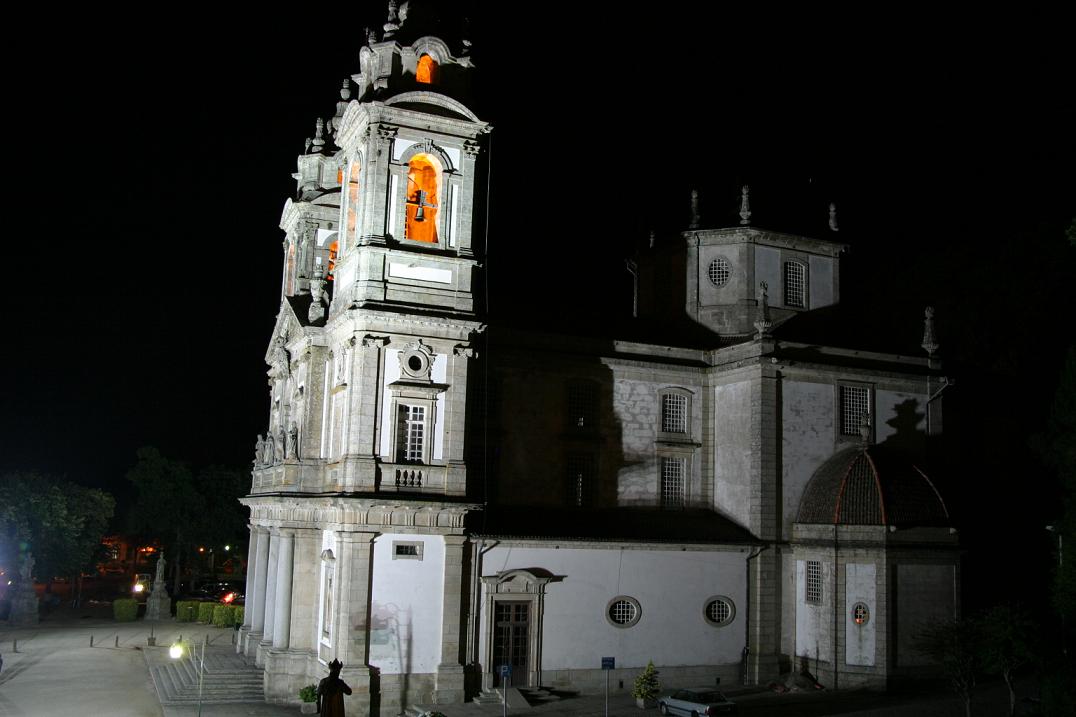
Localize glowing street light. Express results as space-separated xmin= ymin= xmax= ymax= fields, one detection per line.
xmin=168 ymin=642 xmax=184 ymax=660
xmin=169 ymin=635 xmax=208 ymax=716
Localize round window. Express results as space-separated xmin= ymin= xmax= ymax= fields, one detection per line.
xmin=852 ymin=602 xmax=870 ymax=625
xmin=708 ymin=258 xmax=731 ymax=287
xmin=408 ymin=355 xmax=424 ymax=372
xmin=606 ymin=596 xmax=641 ymax=628
xmin=703 ymin=596 xmax=735 ymax=627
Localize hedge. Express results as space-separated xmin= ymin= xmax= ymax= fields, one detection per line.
xmin=197 ymin=602 xmax=216 ymax=624
xmin=234 ymin=606 xmax=244 ymax=626
xmin=212 ymin=604 xmax=235 ymax=627
xmin=114 ymin=598 xmax=139 ymax=622
xmin=175 ymin=600 xmax=199 ymax=622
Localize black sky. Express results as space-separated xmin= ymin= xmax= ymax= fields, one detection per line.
xmin=3 ymin=3 xmax=1074 ymax=582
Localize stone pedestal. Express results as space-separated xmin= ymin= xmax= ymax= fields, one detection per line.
xmin=8 ymin=583 xmax=39 ymax=625
xmin=145 ymin=580 xmax=169 ymax=621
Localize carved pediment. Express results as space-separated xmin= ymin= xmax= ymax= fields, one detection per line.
xmin=481 ymin=568 xmax=553 ymax=595
xmin=264 ymin=300 xmax=306 ymax=370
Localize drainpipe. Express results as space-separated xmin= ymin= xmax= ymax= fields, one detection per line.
xmin=744 ymin=543 xmax=768 ymax=686
xmin=833 ymin=527 xmax=839 ymax=691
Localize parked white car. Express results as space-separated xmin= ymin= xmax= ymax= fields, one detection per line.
xmin=658 ymin=688 xmax=737 ymax=716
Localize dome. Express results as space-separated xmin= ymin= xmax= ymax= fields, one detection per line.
xmin=796 ymin=446 xmax=950 ymax=527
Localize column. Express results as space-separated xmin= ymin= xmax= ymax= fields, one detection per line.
xmin=261 ymin=531 xmax=280 ymax=647
xmin=434 ymin=535 xmax=468 ymax=704
xmin=249 ymin=527 xmax=271 ymax=633
xmin=334 ymin=531 xmax=377 ymax=715
xmin=287 ymin=529 xmax=321 ymax=652
xmin=272 ymin=528 xmax=296 ymax=649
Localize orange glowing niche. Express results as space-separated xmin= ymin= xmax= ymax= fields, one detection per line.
xmin=327 ymin=240 xmax=338 ymax=280
xmin=405 ymin=154 xmax=440 ymax=243
xmin=346 ymin=162 xmax=361 ymax=241
xmin=416 ymin=54 xmax=436 ymax=84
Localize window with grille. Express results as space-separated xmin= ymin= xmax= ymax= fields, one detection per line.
xmin=606 ymin=596 xmax=641 ymax=627
xmin=397 ymin=404 xmax=426 ymax=462
xmin=392 ymin=541 xmax=423 ymax=560
xmin=566 ymin=453 xmax=595 ymax=507
xmin=661 ymin=393 xmax=687 ymax=434
xmin=852 ymin=602 xmax=870 ymax=625
xmin=703 ymin=596 xmax=735 ymax=626
xmin=840 ymin=385 xmax=871 ymax=437
xmin=567 ymin=382 xmax=598 ymax=430
xmin=708 ymin=258 xmax=731 ymax=287
xmin=783 ymin=261 xmax=806 ymax=308
xmin=661 ymin=456 xmax=686 ymax=509
xmin=806 ymin=560 xmax=823 ymax=604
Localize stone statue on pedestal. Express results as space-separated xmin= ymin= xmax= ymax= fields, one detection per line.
xmin=146 ymin=553 xmax=170 ymax=621
xmin=9 ymin=552 xmax=40 ymax=625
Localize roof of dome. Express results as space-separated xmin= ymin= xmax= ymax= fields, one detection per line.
xmin=796 ymin=445 xmax=950 ymax=527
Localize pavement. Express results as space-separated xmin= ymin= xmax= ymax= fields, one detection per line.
xmin=0 ymin=604 xmax=1026 ymax=717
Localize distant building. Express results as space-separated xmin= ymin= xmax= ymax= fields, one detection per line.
xmin=239 ymin=6 xmax=959 ymax=713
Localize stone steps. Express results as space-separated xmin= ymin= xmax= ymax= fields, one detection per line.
xmin=148 ymin=644 xmax=264 ymax=705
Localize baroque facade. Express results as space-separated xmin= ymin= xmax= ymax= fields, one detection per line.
xmin=239 ymin=7 xmax=960 ymax=713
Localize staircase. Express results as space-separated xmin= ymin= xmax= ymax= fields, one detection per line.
xmin=149 ymin=644 xmax=264 ymax=704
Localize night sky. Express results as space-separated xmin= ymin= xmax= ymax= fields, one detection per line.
xmin=4 ymin=4 xmax=1074 ymax=602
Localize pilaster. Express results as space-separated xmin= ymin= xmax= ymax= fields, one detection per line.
xmin=245 ymin=525 xmax=272 ymax=656
xmin=335 ymin=530 xmax=379 ymax=716
xmin=434 ymin=535 xmax=469 ymax=703
xmin=272 ymin=529 xmax=296 ymax=649
xmin=257 ymin=530 xmax=280 ymax=666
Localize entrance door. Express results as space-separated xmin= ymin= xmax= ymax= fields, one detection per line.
xmin=492 ymin=601 xmax=529 ymax=687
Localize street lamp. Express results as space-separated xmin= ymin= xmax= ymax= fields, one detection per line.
xmin=1046 ymin=525 xmax=1066 ymax=657
xmin=169 ymin=635 xmax=208 ymax=716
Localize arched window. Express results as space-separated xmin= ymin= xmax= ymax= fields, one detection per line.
xmin=416 ymin=54 xmax=437 ymax=84
xmin=405 ymin=154 xmax=440 ymax=243
xmin=345 ymin=161 xmax=361 ymax=242
xmin=326 ymin=240 xmax=338 ymax=280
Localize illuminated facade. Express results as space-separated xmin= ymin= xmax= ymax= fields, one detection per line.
xmin=240 ymin=7 xmax=960 ymax=714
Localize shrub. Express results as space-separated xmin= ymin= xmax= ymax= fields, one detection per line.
xmin=113 ymin=598 xmax=139 ymax=622
xmin=197 ymin=601 xmax=216 ymax=624
xmin=299 ymin=684 xmax=317 ymax=703
xmin=632 ymin=661 xmax=661 ymax=701
xmin=233 ymin=606 xmax=244 ymax=626
xmin=212 ymin=604 xmax=237 ymax=627
xmin=175 ymin=600 xmax=198 ymax=622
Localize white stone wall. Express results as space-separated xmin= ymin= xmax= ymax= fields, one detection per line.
xmin=480 ymin=544 xmax=746 ymax=672
xmin=844 ymin=563 xmax=876 ymax=666
xmin=368 ymin=533 xmax=446 ymax=675
xmin=713 ymin=379 xmax=754 ymax=527
xmin=781 ymin=380 xmax=836 ymax=539
xmin=794 ymin=558 xmax=834 ymax=666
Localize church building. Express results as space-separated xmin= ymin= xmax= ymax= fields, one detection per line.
xmin=238 ymin=5 xmax=961 ymax=714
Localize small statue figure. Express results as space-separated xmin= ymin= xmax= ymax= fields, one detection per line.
xmin=254 ymin=434 xmax=265 ymax=466
xmin=317 ymin=659 xmax=353 ymax=717
xmin=264 ymin=433 xmax=276 ymax=465
xmin=155 ymin=553 xmax=167 ymax=584
xmin=739 ymin=185 xmax=752 ymax=225
xmin=273 ymin=335 xmax=291 ymax=376
xmin=753 ymin=281 xmax=772 ymax=339
xmin=366 ymin=27 xmax=378 ymax=45
xmin=276 ymin=428 xmax=286 ymax=462
xmin=286 ymin=423 xmax=298 ymax=460
xmin=309 ymin=277 xmax=327 ymax=322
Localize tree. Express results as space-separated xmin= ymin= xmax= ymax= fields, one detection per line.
xmin=125 ymin=447 xmax=249 ymax=593
xmin=978 ymin=604 xmax=1036 ymax=717
xmin=632 ymin=661 xmax=661 ymax=703
xmin=0 ymin=473 xmax=115 ymax=587
xmin=914 ymin=618 xmax=979 ymax=717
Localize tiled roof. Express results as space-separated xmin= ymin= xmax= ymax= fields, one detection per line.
xmin=796 ymin=446 xmax=950 ymax=527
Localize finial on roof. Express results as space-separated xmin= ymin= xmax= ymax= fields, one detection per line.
xmin=753 ymin=282 xmax=773 ymax=339
xmin=648 ymin=230 xmax=656 ymax=249
xmin=398 ymin=0 xmax=409 ymax=24
xmin=859 ymin=413 xmax=872 ymax=445
xmin=339 ymin=79 xmax=352 ymax=100
xmin=689 ymin=189 xmax=700 ymax=229
xmin=828 ymin=202 xmax=839 ymax=232
xmin=383 ymin=0 xmax=400 ymax=39
xmin=312 ymin=118 xmax=326 ymax=152
xmin=739 ymin=185 xmax=752 ymax=225
xmin=921 ymin=306 xmax=940 ymax=357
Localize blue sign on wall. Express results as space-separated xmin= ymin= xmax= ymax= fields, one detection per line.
xmin=500 ymin=664 xmax=512 ymax=677
xmin=601 ymin=657 xmax=615 ymax=670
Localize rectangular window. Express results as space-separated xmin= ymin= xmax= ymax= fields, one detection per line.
xmin=660 ymin=456 xmax=685 ymax=509
xmin=396 ymin=404 xmax=426 ymax=462
xmin=661 ymin=393 xmax=688 ymax=434
xmin=320 ymin=564 xmax=334 ymax=642
xmin=566 ymin=453 xmax=595 ymax=507
xmin=567 ymin=382 xmax=597 ymax=430
xmin=783 ymin=261 xmax=806 ymax=308
xmin=392 ymin=541 xmax=423 ymax=560
xmin=840 ymin=385 xmax=871 ymax=436
xmin=806 ymin=560 xmax=822 ymax=604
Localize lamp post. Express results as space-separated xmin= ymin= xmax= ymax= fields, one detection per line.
xmin=169 ymin=634 xmax=208 ymax=716
xmin=1046 ymin=525 xmax=1066 ymax=657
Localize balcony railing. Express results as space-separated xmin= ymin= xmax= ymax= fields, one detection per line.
xmin=379 ymin=463 xmax=446 ymax=493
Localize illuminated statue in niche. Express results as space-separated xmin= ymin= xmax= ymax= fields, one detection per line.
xmin=327 ymin=240 xmax=339 ymax=279
xmin=405 ymin=154 xmax=439 ymax=243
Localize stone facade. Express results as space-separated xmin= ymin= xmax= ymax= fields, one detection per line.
xmin=240 ymin=7 xmax=959 ymax=713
